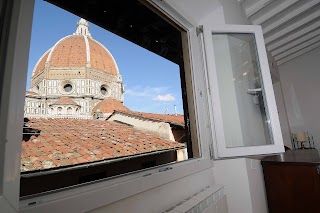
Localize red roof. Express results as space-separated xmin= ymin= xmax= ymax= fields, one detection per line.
xmin=92 ymin=98 xmax=130 ymax=114
xmin=108 ymin=110 xmax=185 ymax=126
xmin=21 ymin=118 xmax=184 ymax=172
xmin=26 ymin=91 xmax=39 ymax=95
xmin=51 ymin=97 xmax=79 ymax=106
xmin=33 ymin=35 xmax=118 ymax=77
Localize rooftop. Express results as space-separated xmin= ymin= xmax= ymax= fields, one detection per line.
xmin=108 ymin=110 xmax=185 ymax=126
xmin=92 ymin=98 xmax=130 ymax=114
xmin=21 ymin=118 xmax=184 ymax=172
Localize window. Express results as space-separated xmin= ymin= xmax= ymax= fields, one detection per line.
xmin=19 ymin=0 xmax=200 ymax=198
xmin=100 ymin=85 xmax=107 ymax=95
xmin=63 ymin=84 xmax=72 ymax=92
xmin=202 ymin=24 xmax=284 ymax=158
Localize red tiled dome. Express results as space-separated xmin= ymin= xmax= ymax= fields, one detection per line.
xmin=32 ymin=35 xmax=118 ymax=77
xmin=92 ymin=99 xmax=129 ymax=114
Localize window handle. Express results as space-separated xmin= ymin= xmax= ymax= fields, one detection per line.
xmin=247 ymin=88 xmax=262 ymax=95
xmin=247 ymin=88 xmax=262 ymax=105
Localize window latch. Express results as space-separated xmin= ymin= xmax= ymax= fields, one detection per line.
xmin=209 ymin=143 xmax=214 ymax=160
xmin=196 ymin=25 xmax=203 ymax=36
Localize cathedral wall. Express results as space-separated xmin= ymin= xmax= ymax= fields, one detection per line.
xmin=31 ymin=69 xmax=122 ymax=101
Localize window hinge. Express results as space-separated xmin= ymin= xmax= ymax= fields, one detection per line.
xmin=196 ymin=25 xmax=203 ymax=36
xmin=317 ymin=165 xmax=320 ymax=174
xmin=209 ymin=143 xmax=214 ymax=160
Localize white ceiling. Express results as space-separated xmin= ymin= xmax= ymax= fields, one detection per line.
xmin=240 ymin=0 xmax=320 ymax=66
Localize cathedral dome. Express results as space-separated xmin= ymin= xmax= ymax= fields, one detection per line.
xmin=31 ymin=19 xmax=119 ymax=79
xmin=32 ymin=35 xmax=119 ymax=77
xmin=26 ymin=19 xmax=125 ymax=120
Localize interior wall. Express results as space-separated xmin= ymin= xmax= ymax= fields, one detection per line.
xmin=278 ymin=46 xmax=320 ymax=149
xmin=217 ymin=0 xmax=250 ymax=25
xmin=267 ymin=52 xmax=292 ymax=149
xmin=273 ymin=82 xmax=292 ymax=148
xmin=213 ymin=158 xmax=268 ymax=213
xmin=88 ymin=168 xmax=214 ymax=213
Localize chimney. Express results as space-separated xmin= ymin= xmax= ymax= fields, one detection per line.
xmin=174 ymin=105 xmax=177 ymax=116
xmin=164 ymin=108 xmax=168 ymax=114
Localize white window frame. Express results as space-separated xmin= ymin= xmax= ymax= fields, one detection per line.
xmin=202 ymin=24 xmax=284 ymax=159
xmin=0 ymin=0 xmax=215 ymax=212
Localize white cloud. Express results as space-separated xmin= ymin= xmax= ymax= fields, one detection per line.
xmin=125 ymin=86 xmax=168 ymax=97
xmin=153 ymin=94 xmax=175 ymax=102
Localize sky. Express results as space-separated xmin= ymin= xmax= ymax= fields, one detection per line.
xmin=27 ymin=0 xmax=184 ymax=114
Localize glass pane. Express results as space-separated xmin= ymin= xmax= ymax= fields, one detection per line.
xmin=212 ymin=33 xmax=273 ymax=148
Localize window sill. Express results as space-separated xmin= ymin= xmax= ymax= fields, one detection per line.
xmin=0 ymin=196 xmax=17 ymax=213
xmin=19 ymin=158 xmax=213 ymax=213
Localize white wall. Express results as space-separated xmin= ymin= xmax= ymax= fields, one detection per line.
xmin=279 ymin=47 xmax=320 ymax=149
xmin=88 ymin=168 xmax=215 ymax=213
xmin=217 ymin=0 xmax=250 ymax=25
xmin=273 ymin=81 xmax=292 ymax=148
xmin=213 ymin=158 xmax=268 ymax=213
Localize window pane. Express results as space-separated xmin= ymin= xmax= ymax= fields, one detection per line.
xmin=20 ymin=0 xmax=198 ymax=197
xmin=212 ymin=33 xmax=273 ymax=148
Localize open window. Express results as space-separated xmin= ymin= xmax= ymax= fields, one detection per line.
xmin=18 ymin=0 xmax=203 ymax=198
xmin=202 ymin=24 xmax=284 ymax=159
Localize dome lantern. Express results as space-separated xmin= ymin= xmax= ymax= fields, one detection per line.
xmin=74 ymin=18 xmax=91 ymax=37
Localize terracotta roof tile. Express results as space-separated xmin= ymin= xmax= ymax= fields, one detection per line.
xmin=21 ymin=118 xmax=184 ymax=172
xmin=50 ymin=36 xmax=87 ymax=68
xmin=52 ymin=97 xmax=79 ymax=106
xmin=88 ymin=38 xmax=118 ymax=75
xmin=109 ymin=110 xmax=185 ymax=126
xmin=92 ymin=98 xmax=130 ymax=114
xmin=32 ymin=50 xmax=50 ymax=76
xmin=32 ymin=35 xmax=118 ymax=77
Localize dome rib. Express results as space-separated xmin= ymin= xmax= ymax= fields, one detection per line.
xmin=88 ymin=38 xmax=119 ymax=75
xmin=50 ymin=35 xmax=87 ymax=67
xmin=32 ymin=49 xmax=51 ymax=77
xmin=46 ymin=35 xmax=73 ymax=64
xmin=83 ymin=35 xmax=91 ymax=65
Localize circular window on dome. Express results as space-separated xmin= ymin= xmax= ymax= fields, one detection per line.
xmin=59 ymin=81 xmax=74 ymax=94
xmin=64 ymin=84 xmax=73 ymax=92
xmin=101 ymin=86 xmax=107 ymax=95
xmin=100 ymin=85 xmax=109 ymax=96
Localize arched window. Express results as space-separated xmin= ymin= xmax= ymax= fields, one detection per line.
xmin=57 ymin=107 xmax=62 ymax=114
xmin=67 ymin=107 xmax=72 ymax=114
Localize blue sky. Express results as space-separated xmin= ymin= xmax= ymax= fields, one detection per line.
xmin=27 ymin=0 xmax=184 ymax=114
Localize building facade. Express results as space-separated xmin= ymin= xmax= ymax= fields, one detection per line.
xmin=24 ymin=19 xmax=124 ymax=119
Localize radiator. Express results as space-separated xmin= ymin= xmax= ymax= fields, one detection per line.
xmin=163 ymin=185 xmax=228 ymax=213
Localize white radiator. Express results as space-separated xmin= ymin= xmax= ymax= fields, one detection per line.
xmin=163 ymin=185 xmax=228 ymax=213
